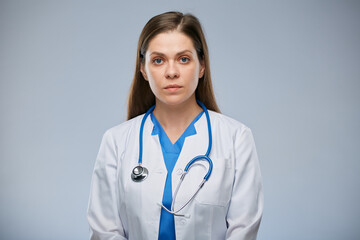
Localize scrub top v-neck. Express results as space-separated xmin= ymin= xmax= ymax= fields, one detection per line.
xmin=150 ymin=111 xmax=204 ymax=240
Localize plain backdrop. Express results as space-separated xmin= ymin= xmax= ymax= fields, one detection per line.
xmin=1 ymin=0 xmax=359 ymax=239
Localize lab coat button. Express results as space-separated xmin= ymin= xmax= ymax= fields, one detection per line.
xmin=176 ymin=169 xmax=183 ymax=175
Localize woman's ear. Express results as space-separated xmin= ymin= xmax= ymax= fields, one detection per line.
xmin=199 ymin=60 xmax=205 ymax=78
xmin=140 ymin=64 xmax=148 ymax=81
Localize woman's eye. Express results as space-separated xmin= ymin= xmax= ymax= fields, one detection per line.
xmin=180 ymin=57 xmax=190 ymax=63
xmin=153 ymin=58 xmax=163 ymax=64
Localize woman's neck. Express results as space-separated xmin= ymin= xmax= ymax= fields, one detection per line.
xmin=153 ymin=97 xmax=202 ymax=143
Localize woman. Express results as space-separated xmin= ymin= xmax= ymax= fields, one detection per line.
xmin=87 ymin=11 xmax=263 ymax=240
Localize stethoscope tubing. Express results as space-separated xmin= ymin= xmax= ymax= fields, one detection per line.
xmin=197 ymin=100 xmax=212 ymax=157
xmin=138 ymin=105 xmax=155 ymax=165
xmin=184 ymin=155 xmax=213 ymax=180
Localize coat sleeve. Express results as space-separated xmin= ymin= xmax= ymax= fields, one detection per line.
xmin=87 ymin=130 xmax=127 ymax=240
xmin=226 ymin=126 xmax=264 ymax=240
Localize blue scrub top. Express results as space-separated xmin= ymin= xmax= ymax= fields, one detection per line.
xmin=150 ymin=111 xmax=204 ymax=240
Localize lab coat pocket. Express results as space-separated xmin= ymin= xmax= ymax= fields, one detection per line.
xmin=193 ymin=199 xmax=227 ymax=240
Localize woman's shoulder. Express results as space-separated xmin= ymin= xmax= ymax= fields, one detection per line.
xmin=208 ymin=110 xmax=251 ymax=133
xmin=208 ymin=111 xmax=256 ymax=149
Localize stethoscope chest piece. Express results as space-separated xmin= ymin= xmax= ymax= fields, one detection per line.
xmin=131 ymin=165 xmax=148 ymax=182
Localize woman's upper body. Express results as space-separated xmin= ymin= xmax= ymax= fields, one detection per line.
xmin=87 ymin=109 xmax=263 ymax=240
xmin=87 ymin=11 xmax=263 ymax=240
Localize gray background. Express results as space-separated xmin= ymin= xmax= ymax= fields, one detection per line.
xmin=1 ymin=0 xmax=359 ymax=239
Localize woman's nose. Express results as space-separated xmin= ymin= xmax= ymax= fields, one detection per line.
xmin=165 ymin=61 xmax=179 ymax=79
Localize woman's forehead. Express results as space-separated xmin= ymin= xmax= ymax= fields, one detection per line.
xmin=146 ymin=31 xmax=196 ymax=55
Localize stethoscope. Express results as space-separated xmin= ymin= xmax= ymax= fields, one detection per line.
xmin=131 ymin=100 xmax=213 ymax=217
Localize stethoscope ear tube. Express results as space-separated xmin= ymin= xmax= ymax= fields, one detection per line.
xmin=167 ymin=176 xmax=208 ymax=215
xmin=169 ymin=157 xmax=212 ymax=215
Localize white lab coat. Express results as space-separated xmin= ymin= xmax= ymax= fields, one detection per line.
xmin=87 ymin=110 xmax=263 ymax=240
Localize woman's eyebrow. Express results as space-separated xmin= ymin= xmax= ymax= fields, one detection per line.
xmin=176 ymin=50 xmax=193 ymax=56
xmin=149 ymin=50 xmax=193 ymax=57
xmin=149 ymin=51 xmax=166 ymax=57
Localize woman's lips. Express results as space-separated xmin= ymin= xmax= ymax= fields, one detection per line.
xmin=164 ymin=84 xmax=182 ymax=92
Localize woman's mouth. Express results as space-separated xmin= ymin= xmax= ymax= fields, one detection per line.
xmin=164 ymin=84 xmax=182 ymax=92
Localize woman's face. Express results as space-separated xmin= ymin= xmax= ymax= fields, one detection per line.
xmin=141 ymin=30 xmax=205 ymax=107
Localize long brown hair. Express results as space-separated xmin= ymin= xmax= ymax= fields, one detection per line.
xmin=127 ymin=11 xmax=220 ymax=120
